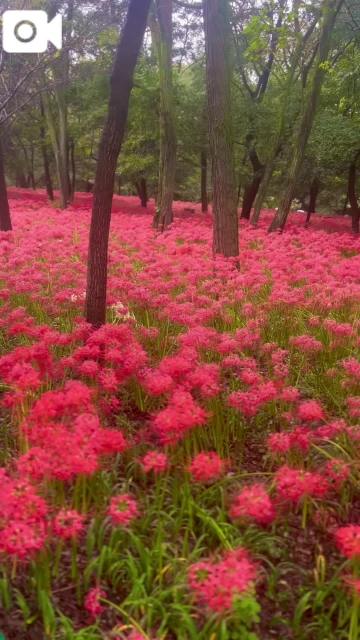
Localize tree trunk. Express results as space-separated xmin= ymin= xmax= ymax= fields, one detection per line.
xmin=348 ymin=163 xmax=360 ymax=234
xmin=136 ymin=178 xmax=148 ymax=207
xmin=241 ymin=147 xmax=264 ymax=219
xmin=42 ymin=89 xmax=67 ymax=206
xmin=151 ymin=0 xmax=177 ymax=231
xmin=85 ymin=0 xmax=151 ymax=328
xmin=70 ymin=140 xmax=76 ymax=202
xmin=268 ymin=0 xmax=344 ymax=233
xmin=27 ymin=172 xmax=35 ymax=189
xmin=40 ymin=95 xmax=54 ymax=201
xmin=305 ymin=177 xmax=319 ymax=223
xmin=0 ymin=137 xmax=12 ymax=232
xmin=117 ymin=175 xmax=121 ymax=195
xmin=16 ymin=171 xmax=28 ymax=188
xmin=202 ymin=0 xmax=238 ymax=257
xmin=200 ymin=150 xmax=208 ymax=212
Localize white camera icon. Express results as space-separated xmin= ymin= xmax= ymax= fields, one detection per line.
xmin=3 ymin=10 xmax=62 ymax=53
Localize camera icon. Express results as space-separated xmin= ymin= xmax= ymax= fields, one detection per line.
xmin=3 ymin=10 xmax=62 ymax=53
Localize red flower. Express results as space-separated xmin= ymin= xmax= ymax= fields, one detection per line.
xmin=84 ymin=586 xmax=106 ymax=617
xmin=108 ymin=494 xmax=138 ymax=526
xmin=275 ymin=465 xmax=328 ymax=503
xmin=335 ymin=526 xmax=360 ymax=558
xmin=141 ymin=451 xmax=168 ymax=473
xmin=188 ymin=547 xmax=256 ymax=613
xmin=297 ymin=400 xmax=324 ymax=422
xmin=188 ymin=451 xmax=225 ymax=483
xmin=53 ymin=509 xmax=83 ymax=539
xmin=230 ymin=484 xmax=274 ymax=525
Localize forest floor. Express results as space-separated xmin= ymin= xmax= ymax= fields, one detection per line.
xmin=0 ymin=190 xmax=359 ymax=640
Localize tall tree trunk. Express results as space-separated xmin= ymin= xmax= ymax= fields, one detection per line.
xmin=40 ymin=95 xmax=54 ymax=200
xmin=305 ymin=177 xmax=319 ymax=223
xmin=250 ymin=14 xmax=319 ymax=226
xmin=117 ymin=175 xmax=121 ymax=195
xmin=0 ymin=137 xmax=12 ymax=232
xmin=151 ymin=0 xmax=177 ymax=231
xmin=268 ymin=0 xmax=344 ymax=233
xmin=202 ymin=0 xmax=238 ymax=257
xmin=200 ymin=150 xmax=208 ymax=212
xmin=348 ymin=163 xmax=360 ymax=234
xmin=85 ymin=0 xmax=151 ymax=327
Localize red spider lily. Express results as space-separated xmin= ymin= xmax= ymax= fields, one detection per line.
xmin=141 ymin=451 xmax=168 ymax=473
xmin=188 ymin=547 xmax=257 ymax=613
xmin=108 ymin=494 xmax=138 ymax=526
xmin=84 ymin=586 xmax=106 ymax=617
xmin=53 ymin=509 xmax=83 ymax=539
xmin=334 ymin=526 xmax=360 ymax=558
xmin=188 ymin=451 xmax=226 ymax=483
xmin=275 ymin=465 xmax=328 ymax=503
xmin=230 ymin=484 xmax=275 ymax=525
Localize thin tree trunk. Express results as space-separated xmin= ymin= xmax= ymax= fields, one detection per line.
xmin=151 ymin=0 xmax=177 ymax=231
xmin=305 ymin=177 xmax=319 ymax=223
xmin=348 ymin=163 xmax=360 ymax=234
xmin=268 ymin=0 xmax=344 ymax=233
xmin=16 ymin=172 xmax=28 ymax=188
xmin=0 ymin=137 xmax=12 ymax=232
xmin=117 ymin=175 xmax=121 ymax=195
xmin=42 ymin=89 xmax=66 ymax=206
xmin=241 ymin=146 xmax=264 ymax=219
xmin=30 ymin=146 xmax=35 ymax=189
xmin=202 ymin=0 xmax=238 ymax=257
xmin=135 ymin=180 xmax=148 ymax=207
xmin=40 ymin=95 xmax=54 ymax=200
xmin=139 ymin=177 xmax=148 ymax=207
xmin=85 ymin=0 xmax=151 ymax=327
xmin=200 ymin=150 xmax=208 ymax=212
xmin=70 ymin=140 xmax=76 ymax=201
xmin=27 ymin=173 xmax=35 ymax=189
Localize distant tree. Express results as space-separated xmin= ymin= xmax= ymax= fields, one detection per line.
xmin=151 ymin=0 xmax=177 ymax=231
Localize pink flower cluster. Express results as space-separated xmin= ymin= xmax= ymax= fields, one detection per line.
xmin=188 ymin=547 xmax=256 ymax=613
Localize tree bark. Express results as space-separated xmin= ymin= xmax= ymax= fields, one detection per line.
xmin=348 ymin=163 xmax=360 ymax=234
xmin=241 ymin=146 xmax=264 ymax=219
xmin=0 ymin=137 xmax=12 ymax=232
xmin=135 ymin=178 xmax=148 ymax=207
xmin=16 ymin=172 xmax=28 ymax=188
xmin=305 ymin=177 xmax=319 ymax=223
xmin=202 ymin=0 xmax=238 ymax=257
xmin=42 ymin=89 xmax=68 ymax=206
xmin=85 ymin=0 xmax=151 ymax=327
xmin=40 ymin=95 xmax=54 ymax=201
xmin=151 ymin=0 xmax=177 ymax=231
xmin=200 ymin=150 xmax=208 ymax=212
xmin=70 ymin=140 xmax=76 ymax=201
xmin=268 ymin=0 xmax=344 ymax=233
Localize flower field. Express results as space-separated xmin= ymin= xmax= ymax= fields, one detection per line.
xmin=1 ymin=192 xmax=360 ymax=639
